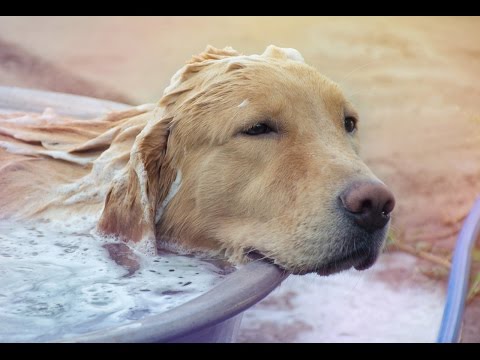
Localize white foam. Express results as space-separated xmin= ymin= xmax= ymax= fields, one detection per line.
xmin=0 ymin=141 xmax=33 ymax=155
xmin=135 ymin=104 xmax=156 ymax=112
xmin=0 ymin=219 xmax=228 ymax=342
xmin=0 ymin=115 xmax=38 ymax=125
xmin=238 ymin=100 xmax=249 ymax=108
xmin=0 ymin=108 xmax=65 ymax=125
xmin=241 ymin=253 xmax=445 ymax=342
xmin=0 ymin=142 xmax=92 ymax=166
xmin=132 ymin=159 xmax=151 ymax=221
xmin=280 ymin=48 xmax=305 ymax=63
xmin=156 ymin=171 xmax=182 ymax=224
xmin=37 ymin=150 xmax=92 ymax=166
xmin=40 ymin=107 xmax=61 ymax=121
xmin=163 ymin=66 xmax=187 ymax=95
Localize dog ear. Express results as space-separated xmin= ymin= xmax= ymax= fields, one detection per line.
xmin=98 ymin=46 xmax=241 ymax=252
xmin=97 ymin=112 xmax=176 ymax=254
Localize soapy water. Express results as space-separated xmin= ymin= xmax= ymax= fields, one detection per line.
xmin=0 ymin=218 xmax=231 ymax=342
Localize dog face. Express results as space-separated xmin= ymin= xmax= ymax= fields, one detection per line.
xmin=100 ymin=46 xmax=395 ymax=275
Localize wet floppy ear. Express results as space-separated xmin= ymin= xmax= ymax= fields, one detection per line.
xmin=262 ymin=45 xmax=305 ymax=63
xmin=97 ymin=116 xmax=176 ymax=252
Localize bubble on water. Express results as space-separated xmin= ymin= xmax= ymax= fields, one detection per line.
xmin=125 ymin=308 xmax=150 ymax=320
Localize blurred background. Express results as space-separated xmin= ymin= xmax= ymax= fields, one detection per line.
xmin=1 ymin=16 xmax=479 ymax=342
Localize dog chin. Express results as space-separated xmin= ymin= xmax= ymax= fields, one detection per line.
xmin=281 ymin=247 xmax=381 ymax=276
xmin=244 ymin=224 xmax=388 ymax=276
xmin=314 ymin=249 xmax=381 ymax=276
xmin=245 ymin=246 xmax=380 ymax=276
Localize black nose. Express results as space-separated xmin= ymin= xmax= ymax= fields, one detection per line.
xmin=339 ymin=181 xmax=395 ymax=232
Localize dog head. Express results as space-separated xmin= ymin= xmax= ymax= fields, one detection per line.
xmin=98 ymin=45 xmax=395 ymax=275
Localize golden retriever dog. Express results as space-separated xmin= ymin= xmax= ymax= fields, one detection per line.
xmin=0 ymin=45 xmax=395 ymax=275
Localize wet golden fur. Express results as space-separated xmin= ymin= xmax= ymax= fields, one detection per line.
xmin=0 ymin=46 xmax=387 ymax=273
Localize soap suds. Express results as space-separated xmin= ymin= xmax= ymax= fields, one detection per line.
xmin=238 ymin=100 xmax=249 ymax=108
xmin=0 ymin=219 xmax=227 ymax=342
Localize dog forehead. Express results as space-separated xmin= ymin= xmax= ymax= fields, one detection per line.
xmin=163 ymin=45 xmax=306 ymax=96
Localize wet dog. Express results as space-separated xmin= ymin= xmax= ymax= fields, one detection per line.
xmin=0 ymin=45 xmax=394 ymax=275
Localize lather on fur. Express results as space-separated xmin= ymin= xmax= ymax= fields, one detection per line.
xmin=0 ymin=45 xmax=393 ymax=274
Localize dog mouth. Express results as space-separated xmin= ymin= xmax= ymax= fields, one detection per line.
xmin=314 ymin=248 xmax=379 ymax=276
xmin=245 ymin=246 xmax=379 ymax=276
xmin=246 ymin=249 xmax=277 ymax=265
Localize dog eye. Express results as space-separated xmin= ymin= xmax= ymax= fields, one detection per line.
xmin=344 ymin=117 xmax=357 ymax=133
xmin=243 ymin=123 xmax=274 ymax=136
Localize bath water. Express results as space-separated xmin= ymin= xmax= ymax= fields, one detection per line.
xmin=0 ymin=218 xmax=230 ymax=342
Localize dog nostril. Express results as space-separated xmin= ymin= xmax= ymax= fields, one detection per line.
xmin=382 ymin=199 xmax=395 ymax=217
xmin=360 ymin=199 xmax=372 ymax=213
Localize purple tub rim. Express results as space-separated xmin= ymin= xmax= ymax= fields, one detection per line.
xmin=0 ymin=86 xmax=288 ymax=343
xmin=65 ymin=261 xmax=286 ymax=343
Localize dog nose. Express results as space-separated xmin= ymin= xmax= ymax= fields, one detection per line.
xmin=340 ymin=181 xmax=395 ymax=232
